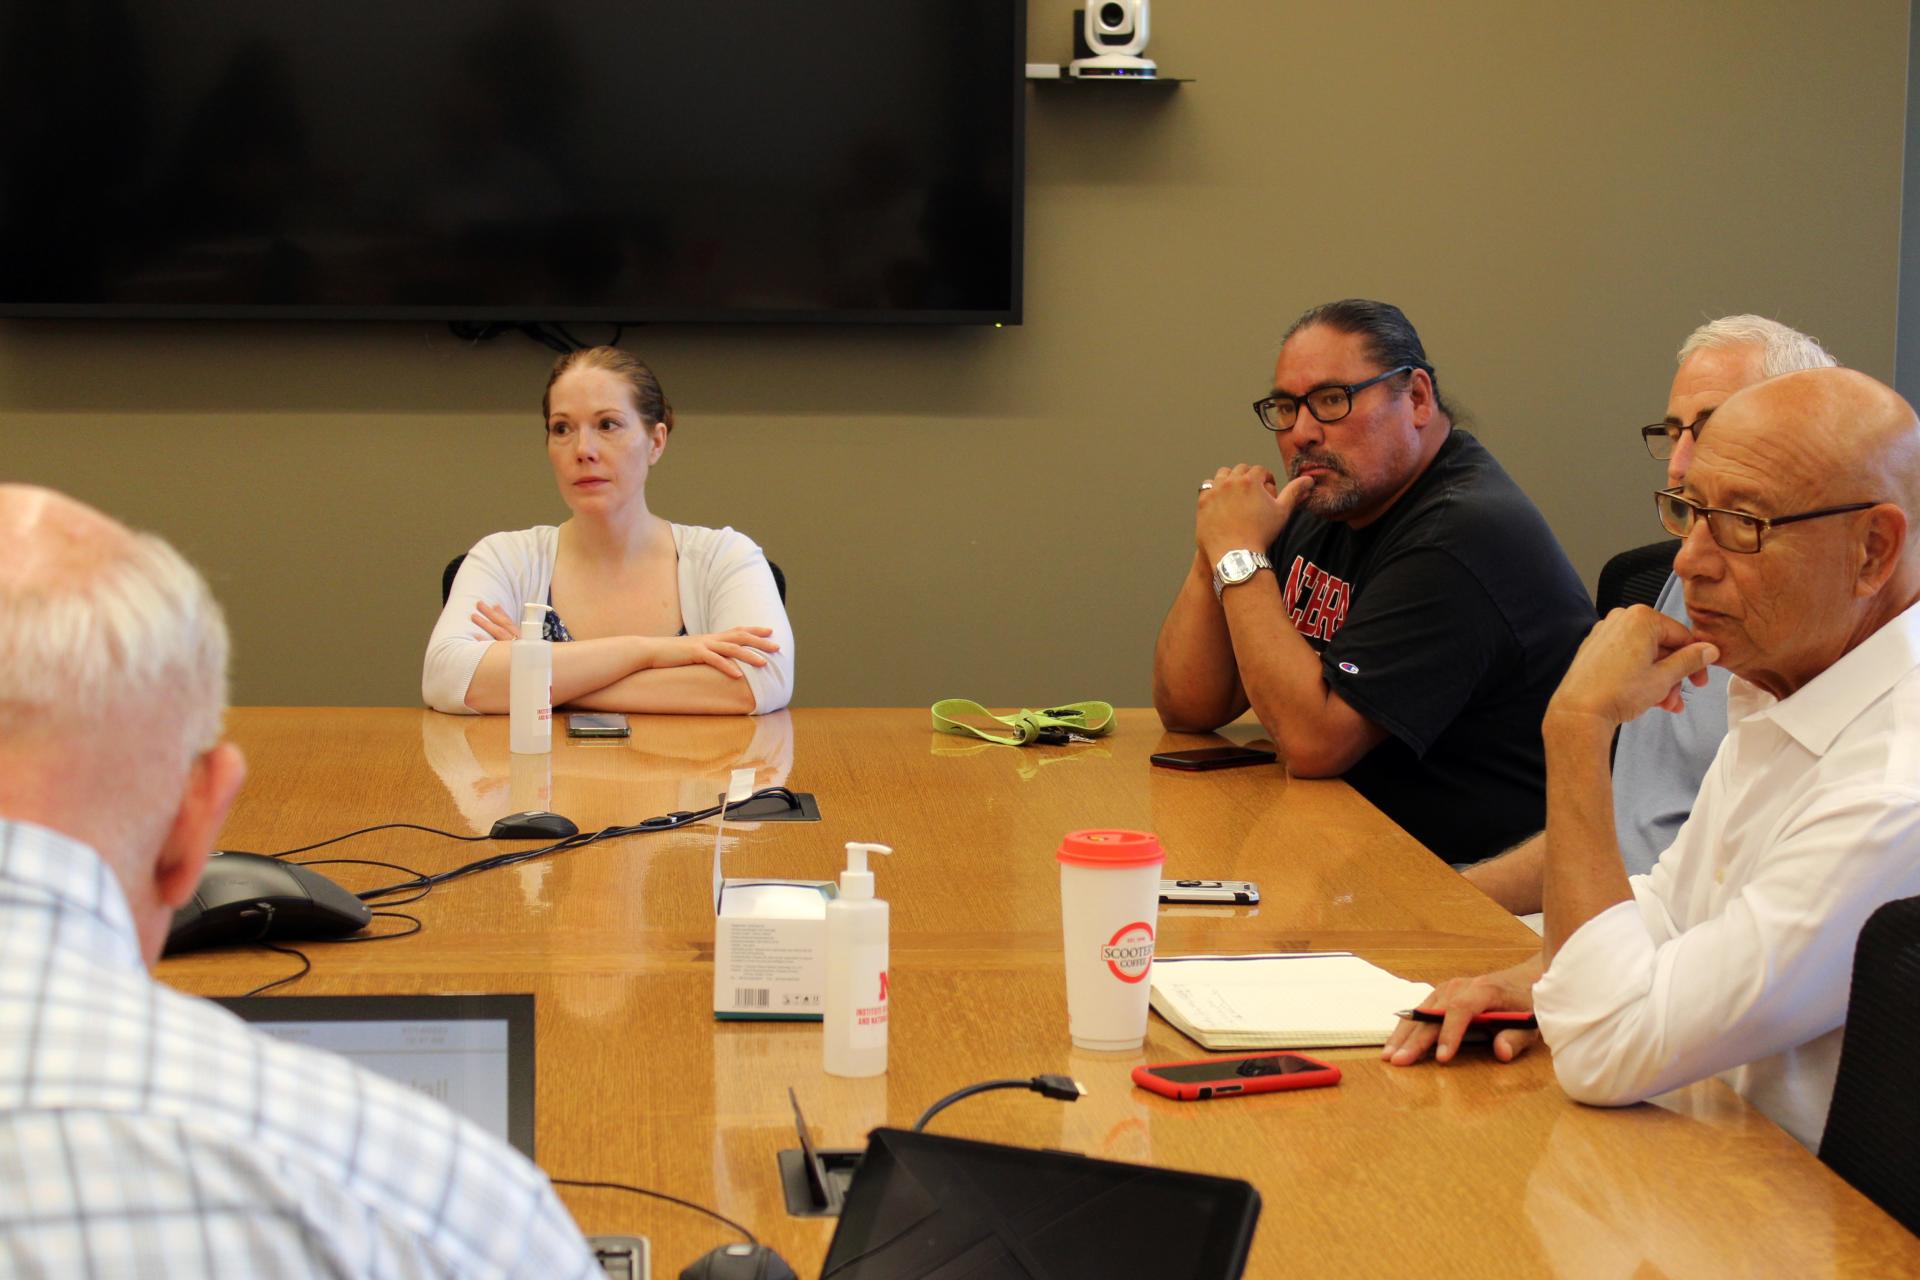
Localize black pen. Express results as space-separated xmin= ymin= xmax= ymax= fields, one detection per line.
xmin=1398 ymin=1008 xmax=1538 ymax=1030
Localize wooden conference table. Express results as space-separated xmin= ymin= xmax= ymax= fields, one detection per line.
xmin=158 ymin=708 xmax=1920 ymax=1277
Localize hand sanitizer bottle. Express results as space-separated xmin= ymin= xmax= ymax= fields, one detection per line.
xmin=825 ymin=841 xmax=892 ymax=1078
xmin=510 ymin=603 xmax=553 ymax=755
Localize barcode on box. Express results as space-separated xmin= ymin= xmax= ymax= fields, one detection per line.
xmin=735 ymin=988 xmax=770 ymax=1008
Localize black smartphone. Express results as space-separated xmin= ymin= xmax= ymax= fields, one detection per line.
xmin=566 ymin=712 xmax=630 ymax=739
xmin=1149 ymin=746 xmax=1278 ymax=771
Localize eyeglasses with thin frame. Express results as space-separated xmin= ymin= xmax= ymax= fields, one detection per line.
xmin=1253 ymin=364 xmax=1417 ymax=433
xmin=1654 ymin=486 xmax=1876 ymax=554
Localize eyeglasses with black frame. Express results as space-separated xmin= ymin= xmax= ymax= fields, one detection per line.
xmin=1253 ymin=364 xmax=1417 ymax=433
xmin=1641 ymin=416 xmax=1710 ymax=461
xmin=1654 ymin=486 xmax=1877 ymax=554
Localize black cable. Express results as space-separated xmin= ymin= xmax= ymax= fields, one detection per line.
xmin=294 ymin=858 xmax=436 ymax=907
xmin=339 ymin=911 xmax=424 ymax=942
xmin=550 ymin=1178 xmax=757 ymax=1246
xmin=519 ymin=322 xmax=572 ymax=354
xmin=912 ymin=1075 xmax=1086 ymax=1133
xmin=232 ymin=892 xmax=423 ymax=998
xmin=262 ymin=823 xmax=488 ymax=859
xmin=445 ymin=320 xmax=626 ymax=353
xmin=242 ymin=941 xmax=311 ymax=996
xmin=355 ymin=787 xmax=804 ymax=902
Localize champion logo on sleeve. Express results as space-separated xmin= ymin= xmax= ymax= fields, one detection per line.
xmin=1337 ymin=661 xmax=1359 ymax=674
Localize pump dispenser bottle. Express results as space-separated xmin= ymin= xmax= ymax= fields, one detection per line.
xmin=509 ymin=603 xmax=553 ymax=755
xmin=824 ymin=841 xmax=892 ymax=1077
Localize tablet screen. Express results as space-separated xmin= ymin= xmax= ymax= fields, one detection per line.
xmin=215 ymin=993 xmax=535 ymax=1158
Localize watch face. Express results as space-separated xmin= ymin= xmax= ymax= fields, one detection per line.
xmin=1220 ymin=550 xmax=1257 ymax=583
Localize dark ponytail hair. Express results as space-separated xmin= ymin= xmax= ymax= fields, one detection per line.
xmin=1282 ymin=299 xmax=1455 ymax=422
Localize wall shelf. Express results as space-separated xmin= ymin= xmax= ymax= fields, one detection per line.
xmin=1028 ymin=74 xmax=1189 ymax=88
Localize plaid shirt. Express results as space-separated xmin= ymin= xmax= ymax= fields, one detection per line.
xmin=0 ymin=818 xmax=599 ymax=1279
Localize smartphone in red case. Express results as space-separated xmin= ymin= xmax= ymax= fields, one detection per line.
xmin=1132 ymin=1052 xmax=1341 ymax=1101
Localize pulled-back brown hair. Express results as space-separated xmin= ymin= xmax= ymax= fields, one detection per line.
xmin=542 ymin=346 xmax=674 ymax=432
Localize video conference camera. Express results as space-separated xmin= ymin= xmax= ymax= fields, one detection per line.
xmin=1070 ymin=1 xmax=1157 ymax=78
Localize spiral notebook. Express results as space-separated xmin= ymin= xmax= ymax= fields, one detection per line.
xmin=1149 ymin=952 xmax=1433 ymax=1050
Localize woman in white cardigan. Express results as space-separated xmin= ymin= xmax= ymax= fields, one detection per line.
xmin=423 ymin=347 xmax=793 ymax=715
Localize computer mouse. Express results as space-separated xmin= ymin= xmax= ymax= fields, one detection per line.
xmin=165 ymin=852 xmax=372 ymax=955
xmin=678 ymin=1243 xmax=797 ymax=1280
xmin=488 ymin=810 xmax=581 ymax=839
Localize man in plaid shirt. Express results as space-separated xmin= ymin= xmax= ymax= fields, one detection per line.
xmin=0 ymin=485 xmax=600 ymax=1279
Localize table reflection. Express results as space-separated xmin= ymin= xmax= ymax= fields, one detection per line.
xmin=421 ymin=711 xmax=795 ymax=834
xmin=1522 ymin=1102 xmax=1840 ymax=1277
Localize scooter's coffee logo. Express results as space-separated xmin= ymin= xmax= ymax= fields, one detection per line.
xmin=1102 ymin=921 xmax=1156 ymax=983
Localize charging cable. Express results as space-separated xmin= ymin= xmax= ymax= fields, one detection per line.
xmin=551 ymin=1177 xmax=755 ymax=1244
xmin=912 ymin=1075 xmax=1086 ymax=1132
xmin=355 ymin=787 xmax=804 ymax=901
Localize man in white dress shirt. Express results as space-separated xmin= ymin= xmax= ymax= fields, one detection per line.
xmin=1384 ymin=369 xmax=1920 ymax=1152
xmin=0 ymin=485 xmax=599 ymax=1277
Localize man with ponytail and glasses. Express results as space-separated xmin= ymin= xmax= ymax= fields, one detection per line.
xmin=1153 ymin=298 xmax=1591 ymax=866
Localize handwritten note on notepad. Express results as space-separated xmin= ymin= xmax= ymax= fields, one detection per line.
xmin=1149 ymin=953 xmax=1434 ymax=1049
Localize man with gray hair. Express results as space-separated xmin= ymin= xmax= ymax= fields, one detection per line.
xmin=1465 ymin=315 xmax=1838 ymax=913
xmin=0 ymin=486 xmax=598 ymax=1277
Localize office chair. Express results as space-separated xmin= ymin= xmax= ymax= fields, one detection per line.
xmin=441 ymin=554 xmax=467 ymax=607
xmin=1594 ymin=539 xmax=1679 ymax=617
xmin=440 ymin=554 xmax=786 ymax=606
xmin=1819 ymin=894 xmax=1920 ymax=1236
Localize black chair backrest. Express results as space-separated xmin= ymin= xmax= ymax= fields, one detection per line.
xmin=1820 ymin=894 xmax=1920 ymax=1235
xmin=1595 ymin=539 xmax=1680 ymax=617
xmin=440 ymin=553 xmax=786 ymax=606
xmin=441 ymin=554 xmax=466 ymax=606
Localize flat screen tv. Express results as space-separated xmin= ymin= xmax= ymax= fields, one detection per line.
xmin=0 ymin=1 xmax=1024 ymax=323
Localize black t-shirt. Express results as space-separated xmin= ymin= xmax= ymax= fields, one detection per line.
xmin=1265 ymin=430 xmax=1593 ymax=863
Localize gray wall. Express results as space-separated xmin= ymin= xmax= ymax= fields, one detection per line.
xmin=1901 ymin=0 xmax=1920 ymax=397
xmin=3 ymin=0 xmax=1908 ymax=709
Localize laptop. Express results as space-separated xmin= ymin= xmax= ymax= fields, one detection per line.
xmin=820 ymin=1127 xmax=1261 ymax=1279
xmin=215 ymin=993 xmax=536 ymax=1159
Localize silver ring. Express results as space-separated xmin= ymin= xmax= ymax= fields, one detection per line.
xmin=1198 ymin=481 xmax=1214 ymax=492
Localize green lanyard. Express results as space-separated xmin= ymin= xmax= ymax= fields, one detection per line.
xmin=930 ymin=699 xmax=1116 ymax=747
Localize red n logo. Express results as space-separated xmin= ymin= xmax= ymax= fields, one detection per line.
xmin=878 ymin=971 xmax=890 ymax=1002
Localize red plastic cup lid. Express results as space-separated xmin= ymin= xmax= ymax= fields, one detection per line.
xmin=1057 ymin=829 xmax=1164 ymax=868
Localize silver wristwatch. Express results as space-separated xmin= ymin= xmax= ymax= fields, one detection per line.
xmin=1212 ymin=549 xmax=1273 ymax=601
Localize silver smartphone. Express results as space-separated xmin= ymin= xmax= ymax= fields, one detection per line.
xmin=1159 ymin=879 xmax=1260 ymax=905
xmin=566 ymin=712 xmax=631 ymax=739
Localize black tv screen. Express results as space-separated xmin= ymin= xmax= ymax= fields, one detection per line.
xmin=0 ymin=1 xmax=1024 ymax=323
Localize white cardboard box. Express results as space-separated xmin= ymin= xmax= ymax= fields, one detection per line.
xmin=714 ymin=879 xmax=837 ymax=1021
